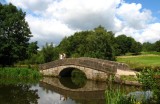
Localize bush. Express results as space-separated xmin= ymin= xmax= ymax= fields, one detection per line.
xmin=137 ymin=68 xmax=160 ymax=104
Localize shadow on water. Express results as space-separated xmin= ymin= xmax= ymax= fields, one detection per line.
xmin=0 ymin=84 xmax=39 ymax=104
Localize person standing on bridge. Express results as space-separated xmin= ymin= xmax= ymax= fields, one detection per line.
xmin=59 ymin=53 xmax=66 ymax=59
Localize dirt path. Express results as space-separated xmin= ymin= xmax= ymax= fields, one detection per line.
xmin=116 ymin=69 xmax=139 ymax=76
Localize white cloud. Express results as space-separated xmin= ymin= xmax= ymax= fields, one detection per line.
xmin=26 ymin=15 xmax=76 ymax=47
xmin=137 ymin=23 xmax=160 ymax=43
xmin=46 ymin=0 xmax=121 ymax=30
xmin=116 ymin=3 xmax=152 ymax=29
xmin=6 ymin=0 xmax=160 ymax=47
xmin=8 ymin=0 xmax=52 ymax=12
xmin=115 ymin=2 xmax=160 ymax=43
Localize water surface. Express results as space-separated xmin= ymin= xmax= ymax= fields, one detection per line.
xmin=0 ymin=77 xmax=139 ymax=104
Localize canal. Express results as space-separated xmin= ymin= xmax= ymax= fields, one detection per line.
xmin=0 ymin=77 xmax=139 ymax=104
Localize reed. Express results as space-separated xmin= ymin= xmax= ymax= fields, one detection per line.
xmin=105 ymin=86 xmax=144 ymax=104
xmin=0 ymin=67 xmax=42 ymax=79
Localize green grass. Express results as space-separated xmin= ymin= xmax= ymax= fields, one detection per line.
xmin=117 ymin=52 xmax=160 ymax=69
xmin=120 ymin=75 xmax=138 ymax=81
xmin=0 ymin=67 xmax=42 ymax=79
xmin=141 ymin=51 xmax=160 ymax=55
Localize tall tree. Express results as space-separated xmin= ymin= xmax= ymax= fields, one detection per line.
xmin=0 ymin=3 xmax=32 ymax=65
xmin=114 ymin=35 xmax=141 ymax=55
xmin=27 ymin=41 xmax=39 ymax=58
xmin=130 ymin=41 xmax=142 ymax=54
xmin=115 ymin=35 xmax=132 ymax=55
xmin=41 ymin=43 xmax=58 ymax=63
xmin=58 ymin=26 xmax=115 ymax=60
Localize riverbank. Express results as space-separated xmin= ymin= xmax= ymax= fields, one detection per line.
xmin=0 ymin=67 xmax=42 ymax=79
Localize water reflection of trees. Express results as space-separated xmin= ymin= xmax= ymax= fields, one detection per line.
xmin=0 ymin=84 xmax=39 ymax=104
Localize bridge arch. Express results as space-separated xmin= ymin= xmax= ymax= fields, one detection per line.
xmin=59 ymin=67 xmax=74 ymax=77
xmin=40 ymin=65 xmax=109 ymax=81
xmin=39 ymin=57 xmax=132 ymax=81
xmin=59 ymin=67 xmax=87 ymax=78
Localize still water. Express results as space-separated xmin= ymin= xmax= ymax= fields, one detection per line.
xmin=0 ymin=77 xmax=139 ymax=104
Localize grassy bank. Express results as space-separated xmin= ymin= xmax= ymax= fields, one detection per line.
xmin=117 ymin=52 xmax=160 ymax=70
xmin=0 ymin=67 xmax=42 ymax=79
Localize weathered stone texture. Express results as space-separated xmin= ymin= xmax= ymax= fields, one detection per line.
xmin=39 ymin=57 xmax=129 ymax=72
xmin=39 ymin=57 xmax=131 ymax=81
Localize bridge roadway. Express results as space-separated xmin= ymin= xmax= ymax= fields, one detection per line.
xmin=39 ymin=57 xmax=136 ymax=81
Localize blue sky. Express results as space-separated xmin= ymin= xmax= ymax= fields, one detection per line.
xmin=1 ymin=0 xmax=160 ymax=47
xmin=0 ymin=0 xmax=6 ymax=4
xmin=126 ymin=0 xmax=160 ymax=19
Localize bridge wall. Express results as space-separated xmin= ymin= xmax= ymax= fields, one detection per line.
xmin=40 ymin=65 xmax=108 ymax=81
xmin=39 ymin=57 xmax=132 ymax=81
xmin=39 ymin=57 xmax=130 ymax=73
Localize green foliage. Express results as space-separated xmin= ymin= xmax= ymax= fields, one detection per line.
xmin=0 ymin=67 xmax=42 ymax=79
xmin=27 ymin=41 xmax=39 ymax=58
xmin=0 ymin=77 xmax=39 ymax=85
xmin=105 ymin=88 xmax=137 ymax=104
xmin=115 ymin=35 xmax=142 ymax=55
xmin=137 ymin=69 xmax=158 ymax=90
xmin=24 ymin=25 xmax=149 ymax=64
xmin=142 ymin=41 xmax=160 ymax=52
xmin=137 ymin=68 xmax=160 ymax=104
xmin=130 ymin=42 xmax=142 ymax=55
xmin=0 ymin=3 xmax=32 ymax=65
xmin=120 ymin=75 xmax=138 ymax=81
xmin=59 ymin=26 xmax=116 ymax=60
xmin=21 ymin=42 xmax=59 ymax=64
xmin=115 ymin=35 xmax=132 ymax=55
xmin=154 ymin=40 xmax=160 ymax=52
xmin=71 ymin=69 xmax=87 ymax=87
xmin=41 ymin=43 xmax=59 ymax=62
xmin=142 ymin=42 xmax=155 ymax=52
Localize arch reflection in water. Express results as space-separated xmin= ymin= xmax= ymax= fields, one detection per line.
xmin=59 ymin=67 xmax=87 ymax=89
xmin=59 ymin=77 xmax=86 ymax=89
xmin=40 ymin=77 xmax=106 ymax=103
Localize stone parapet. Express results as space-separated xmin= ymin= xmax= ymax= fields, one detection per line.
xmin=39 ymin=57 xmax=130 ymax=74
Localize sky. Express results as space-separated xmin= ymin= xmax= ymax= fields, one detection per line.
xmin=1 ymin=0 xmax=160 ymax=47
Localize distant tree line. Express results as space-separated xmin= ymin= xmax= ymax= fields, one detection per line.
xmin=1 ymin=3 xmax=160 ymax=66
xmin=142 ymin=41 xmax=160 ymax=52
xmin=25 ymin=26 xmax=143 ymax=64
xmin=25 ymin=26 xmax=160 ymax=64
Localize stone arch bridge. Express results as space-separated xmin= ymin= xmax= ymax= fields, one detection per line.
xmin=39 ymin=57 xmax=136 ymax=81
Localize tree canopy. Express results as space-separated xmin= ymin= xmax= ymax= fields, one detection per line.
xmin=115 ymin=35 xmax=142 ymax=55
xmin=0 ymin=3 xmax=32 ymax=65
xmin=58 ymin=26 xmax=116 ymax=60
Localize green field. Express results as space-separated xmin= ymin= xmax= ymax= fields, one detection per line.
xmin=117 ymin=52 xmax=160 ymax=69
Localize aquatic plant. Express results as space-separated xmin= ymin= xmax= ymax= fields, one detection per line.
xmin=105 ymin=88 xmax=136 ymax=104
